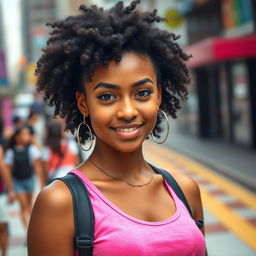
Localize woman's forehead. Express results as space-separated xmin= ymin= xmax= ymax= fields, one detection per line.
xmin=21 ymin=127 xmax=30 ymax=133
xmin=84 ymin=51 xmax=157 ymax=88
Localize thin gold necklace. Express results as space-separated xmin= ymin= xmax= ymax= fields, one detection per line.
xmin=89 ymin=158 xmax=154 ymax=188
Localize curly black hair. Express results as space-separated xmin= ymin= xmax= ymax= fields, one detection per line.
xmin=36 ymin=0 xmax=191 ymax=143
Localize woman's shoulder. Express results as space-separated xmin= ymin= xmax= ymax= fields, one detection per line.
xmin=34 ymin=180 xmax=73 ymax=211
xmin=28 ymin=143 xmax=39 ymax=151
xmin=164 ymin=168 xmax=200 ymax=195
xmin=5 ymin=147 xmax=13 ymax=153
xmin=4 ymin=148 xmax=13 ymax=163
xmin=28 ymin=144 xmax=41 ymax=159
xmin=28 ymin=180 xmax=75 ymax=255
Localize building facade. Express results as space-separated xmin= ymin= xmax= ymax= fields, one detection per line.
xmin=178 ymin=0 xmax=256 ymax=149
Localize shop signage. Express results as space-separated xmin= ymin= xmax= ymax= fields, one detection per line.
xmin=164 ymin=9 xmax=184 ymax=28
xmin=222 ymin=0 xmax=254 ymax=37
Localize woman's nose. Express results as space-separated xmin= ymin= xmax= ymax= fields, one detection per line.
xmin=116 ymin=98 xmax=138 ymax=121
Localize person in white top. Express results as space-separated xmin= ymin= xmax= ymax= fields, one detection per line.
xmin=4 ymin=125 xmax=44 ymax=229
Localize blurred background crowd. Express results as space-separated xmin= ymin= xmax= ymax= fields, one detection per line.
xmin=0 ymin=0 xmax=256 ymax=255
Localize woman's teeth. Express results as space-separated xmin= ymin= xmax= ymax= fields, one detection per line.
xmin=116 ymin=127 xmax=137 ymax=133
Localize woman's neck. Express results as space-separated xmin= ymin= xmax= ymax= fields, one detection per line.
xmin=90 ymin=141 xmax=151 ymax=181
xmin=15 ymin=143 xmax=26 ymax=148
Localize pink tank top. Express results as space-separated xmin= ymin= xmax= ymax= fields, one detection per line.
xmin=70 ymin=169 xmax=206 ymax=256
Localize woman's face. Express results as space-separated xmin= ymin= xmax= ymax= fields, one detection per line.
xmin=76 ymin=51 xmax=162 ymax=152
xmin=16 ymin=127 xmax=32 ymax=145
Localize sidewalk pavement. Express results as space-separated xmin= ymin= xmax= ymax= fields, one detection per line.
xmin=4 ymin=180 xmax=41 ymax=256
xmin=166 ymin=129 xmax=256 ymax=192
xmin=5 ymin=200 xmax=27 ymax=256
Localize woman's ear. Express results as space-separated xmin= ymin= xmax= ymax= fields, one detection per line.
xmin=76 ymin=91 xmax=89 ymax=116
xmin=157 ymin=85 xmax=162 ymax=107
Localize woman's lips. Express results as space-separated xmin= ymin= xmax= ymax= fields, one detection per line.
xmin=111 ymin=124 xmax=143 ymax=139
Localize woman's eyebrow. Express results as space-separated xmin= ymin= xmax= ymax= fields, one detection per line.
xmin=132 ymin=78 xmax=153 ymax=87
xmin=93 ymin=82 xmax=118 ymax=91
xmin=93 ymin=78 xmax=153 ymax=91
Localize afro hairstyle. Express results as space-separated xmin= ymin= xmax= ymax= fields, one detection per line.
xmin=36 ymin=0 xmax=191 ymax=143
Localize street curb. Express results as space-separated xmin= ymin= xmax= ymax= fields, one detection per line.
xmin=169 ymin=145 xmax=256 ymax=193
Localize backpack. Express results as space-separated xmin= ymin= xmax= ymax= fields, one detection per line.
xmin=55 ymin=164 xmax=204 ymax=256
xmin=12 ymin=145 xmax=34 ymax=180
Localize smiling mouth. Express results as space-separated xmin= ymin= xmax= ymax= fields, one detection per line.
xmin=115 ymin=127 xmax=138 ymax=133
xmin=111 ymin=123 xmax=144 ymax=133
xmin=110 ymin=124 xmax=144 ymax=140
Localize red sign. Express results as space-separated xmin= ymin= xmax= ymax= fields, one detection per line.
xmin=185 ymin=35 xmax=256 ymax=68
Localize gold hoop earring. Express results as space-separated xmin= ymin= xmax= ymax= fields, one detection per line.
xmin=150 ymin=109 xmax=169 ymax=144
xmin=76 ymin=115 xmax=94 ymax=151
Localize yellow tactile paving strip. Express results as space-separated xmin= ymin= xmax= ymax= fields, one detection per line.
xmin=143 ymin=141 xmax=256 ymax=251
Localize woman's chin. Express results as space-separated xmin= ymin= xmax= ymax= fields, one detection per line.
xmin=110 ymin=141 xmax=143 ymax=153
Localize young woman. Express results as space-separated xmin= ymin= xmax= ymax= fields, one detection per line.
xmin=42 ymin=120 xmax=80 ymax=183
xmin=5 ymin=126 xmax=44 ymax=229
xmin=28 ymin=1 xmax=207 ymax=255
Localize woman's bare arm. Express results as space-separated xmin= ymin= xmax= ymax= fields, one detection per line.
xmin=0 ymin=147 xmax=16 ymax=202
xmin=0 ymin=147 xmax=12 ymax=191
xmin=42 ymin=160 xmax=50 ymax=182
xmin=33 ymin=159 xmax=45 ymax=188
xmin=27 ymin=180 xmax=75 ymax=256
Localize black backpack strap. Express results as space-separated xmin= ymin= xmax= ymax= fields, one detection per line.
xmin=54 ymin=173 xmax=94 ymax=256
xmin=150 ymin=164 xmax=204 ymax=229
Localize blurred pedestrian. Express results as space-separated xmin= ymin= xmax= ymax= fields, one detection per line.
xmin=0 ymin=117 xmax=15 ymax=256
xmin=28 ymin=1 xmax=206 ymax=255
xmin=12 ymin=115 xmax=24 ymax=130
xmin=4 ymin=125 xmax=44 ymax=229
xmin=26 ymin=108 xmax=42 ymax=149
xmin=27 ymin=109 xmax=39 ymax=135
xmin=42 ymin=121 xmax=80 ymax=183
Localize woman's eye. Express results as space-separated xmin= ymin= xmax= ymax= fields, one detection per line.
xmin=97 ymin=93 xmax=116 ymax=102
xmin=135 ymin=89 xmax=153 ymax=98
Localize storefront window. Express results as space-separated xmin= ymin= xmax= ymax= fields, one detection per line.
xmin=177 ymin=72 xmax=199 ymax=135
xmin=219 ymin=64 xmax=230 ymax=141
xmin=232 ymin=62 xmax=252 ymax=145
